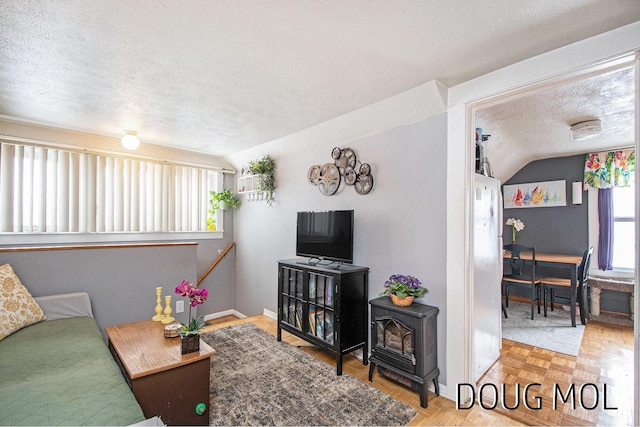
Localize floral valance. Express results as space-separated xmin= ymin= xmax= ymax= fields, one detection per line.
xmin=584 ymin=150 xmax=635 ymax=189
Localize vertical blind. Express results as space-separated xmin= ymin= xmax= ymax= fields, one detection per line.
xmin=0 ymin=142 xmax=216 ymax=233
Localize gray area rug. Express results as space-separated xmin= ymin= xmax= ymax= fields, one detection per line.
xmin=201 ymin=323 xmax=417 ymax=426
xmin=502 ymin=301 xmax=585 ymax=356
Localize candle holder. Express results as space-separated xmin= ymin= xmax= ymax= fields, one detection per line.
xmin=152 ymin=287 xmax=164 ymax=321
xmin=161 ymin=295 xmax=175 ymax=324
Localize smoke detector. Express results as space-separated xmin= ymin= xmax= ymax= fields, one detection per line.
xmin=570 ymin=120 xmax=601 ymax=141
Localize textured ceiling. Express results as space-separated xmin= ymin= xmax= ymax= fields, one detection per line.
xmin=476 ymin=66 xmax=636 ymax=182
xmin=0 ymin=1 xmax=639 ymax=158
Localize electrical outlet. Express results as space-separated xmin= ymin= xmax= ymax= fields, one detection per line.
xmin=176 ymin=300 xmax=185 ymax=313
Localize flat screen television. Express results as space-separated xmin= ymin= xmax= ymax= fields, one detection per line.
xmin=296 ymin=210 xmax=354 ymax=264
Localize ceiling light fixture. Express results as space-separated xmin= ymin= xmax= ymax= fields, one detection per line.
xmin=121 ymin=130 xmax=140 ymax=150
xmin=570 ymin=120 xmax=601 ymax=141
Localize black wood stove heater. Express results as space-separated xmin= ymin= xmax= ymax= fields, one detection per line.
xmin=368 ymin=296 xmax=439 ymax=408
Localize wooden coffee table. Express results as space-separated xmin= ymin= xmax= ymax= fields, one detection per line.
xmin=105 ymin=319 xmax=216 ymax=425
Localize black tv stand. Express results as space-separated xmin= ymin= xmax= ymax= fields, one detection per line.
xmin=277 ymin=259 xmax=369 ymax=375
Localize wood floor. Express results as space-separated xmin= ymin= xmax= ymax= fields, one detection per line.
xmin=203 ymin=315 xmax=634 ymax=426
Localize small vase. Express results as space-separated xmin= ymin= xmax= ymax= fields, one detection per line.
xmin=181 ymin=334 xmax=200 ymax=354
xmin=390 ymin=293 xmax=414 ymax=307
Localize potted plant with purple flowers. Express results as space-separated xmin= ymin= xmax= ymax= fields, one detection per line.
xmin=174 ymin=280 xmax=209 ymax=354
xmin=379 ymin=274 xmax=428 ymax=306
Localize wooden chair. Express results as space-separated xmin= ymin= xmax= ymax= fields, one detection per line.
xmin=542 ymin=247 xmax=593 ymax=325
xmin=503 ymin=244 xmax=542 ymax=320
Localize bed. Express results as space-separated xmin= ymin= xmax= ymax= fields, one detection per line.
xmin=0 ymin=291 xmax=148 ymax=425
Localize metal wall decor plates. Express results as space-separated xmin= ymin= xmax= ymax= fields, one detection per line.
xmin=308 ymin=165 xmax=321 ymax=185
xmin=335 ymin=148 xmax=357 ymax=175
xmin=354 ymin=163 xmax=374 ymax=195
xmin=318 ymin=163 xmax=341 ymax=195
xmin=307 ymin=147 xmax=374 ymax=196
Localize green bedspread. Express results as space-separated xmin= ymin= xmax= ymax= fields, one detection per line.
xmin=0 ymin=317 xmax=146 ymax=426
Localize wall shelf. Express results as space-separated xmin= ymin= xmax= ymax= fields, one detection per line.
xmin=237 ymin=174 xmax=265 ymax=201
xmin=237 ymin=174 xmax=260 ymax=193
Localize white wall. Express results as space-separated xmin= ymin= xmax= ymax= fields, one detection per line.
xmin=232 ymin=113 xmax=449 ymax=383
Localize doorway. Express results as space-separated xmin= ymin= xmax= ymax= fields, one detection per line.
xmin=469 ymin=59 xmax=637 ymax=423
xmin=444 ymin=25 xmax=639 ymax=426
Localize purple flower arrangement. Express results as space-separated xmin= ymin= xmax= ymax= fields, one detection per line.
xmin=380 ymin=274 xmax=428 ymax=298
xmin=175 ymin=280 xmax=209 ymax=336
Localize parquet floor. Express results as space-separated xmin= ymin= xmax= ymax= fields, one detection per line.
xmin=204 ymin=315 xmax=634 ymax=426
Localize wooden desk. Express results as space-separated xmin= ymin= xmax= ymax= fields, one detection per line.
xmin=105 ymin=319 xmax=216 ymax=425
xmin=504 ymin=251 xmax=583 ymax=326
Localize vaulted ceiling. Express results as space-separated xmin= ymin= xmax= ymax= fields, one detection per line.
xmin=1 ymin=1 xmax=639 ymax=167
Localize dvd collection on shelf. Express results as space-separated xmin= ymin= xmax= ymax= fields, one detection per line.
xmin=308 ymin=305 xmax=334 ymax=344
xmin=281 ymin=272 xmax=335 ymax=344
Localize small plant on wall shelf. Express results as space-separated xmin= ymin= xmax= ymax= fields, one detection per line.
xmin=248 ymin=155 xmax=276 ymax=206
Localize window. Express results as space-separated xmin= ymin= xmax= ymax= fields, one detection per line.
xmin=0 ymin=142 xmax=222 ymax=234
xmin=612 ymin=184 xmax=635 ymax=270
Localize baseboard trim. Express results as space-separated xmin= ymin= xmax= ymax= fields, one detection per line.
xmin=204 ymin=307 xmax=276 ymax=322
xmin=263 ymin=308 xmax=277 ymax=320
xmin=204 ymin=309 xmax=246 ymax=322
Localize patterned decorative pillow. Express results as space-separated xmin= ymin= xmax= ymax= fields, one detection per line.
xmin=0 ymin=263 xmax=46 ymax=340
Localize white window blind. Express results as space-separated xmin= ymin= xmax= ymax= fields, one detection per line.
xmin=0 ymin=142 xmax=218 ymax=233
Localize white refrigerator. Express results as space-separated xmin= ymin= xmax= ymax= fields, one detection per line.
xmin=472 ymin=173 xmax=503 ymax=381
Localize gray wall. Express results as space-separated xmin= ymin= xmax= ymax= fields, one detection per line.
xmin=232 ymin=114 xmax=449 ymax=384
xmin=503 ymin=154 xmax=588 ymax=255
xmin=0 ymin=243 xmax=197 ymax=336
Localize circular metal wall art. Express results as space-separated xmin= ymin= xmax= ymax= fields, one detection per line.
xmin=335 ymin=148 xmax=356 ymax=175
xmin=318 ymin=163 xmax=341 ymax=195
xmin=344 ymin=167 xmax=357 ymax=185
xmin=354 ymin=174 xmax=374 ymax=195
xmin=307 ymin=165 xmax=321 ymax=185
xmin=307 ymin=147 xmax=374 ymax=196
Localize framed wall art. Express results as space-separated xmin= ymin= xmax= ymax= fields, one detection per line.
xmin=503 ymin=180 xmax=566 ymax=209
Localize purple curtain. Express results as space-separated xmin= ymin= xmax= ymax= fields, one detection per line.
xmin=597 ymin=188 xmax=613 ymax=270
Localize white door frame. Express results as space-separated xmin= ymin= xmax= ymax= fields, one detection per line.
xmin=633 ymin=52 xmax=639 ymax=427
xmin=445 ymin=22 xmax=640 ymax=423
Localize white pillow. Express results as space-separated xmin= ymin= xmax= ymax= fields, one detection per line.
xmin=0 ymin=263 xmax=46 ymax=340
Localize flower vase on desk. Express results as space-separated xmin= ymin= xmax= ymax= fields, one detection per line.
xmin=181 ymin=334 xmax=200 ymax=354
xmin=174 ymin=280 xmax=209 ymax=355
